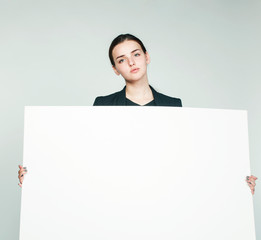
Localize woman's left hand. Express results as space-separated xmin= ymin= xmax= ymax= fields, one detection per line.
xmin=246 ymin=175 xmax=257 ymax=195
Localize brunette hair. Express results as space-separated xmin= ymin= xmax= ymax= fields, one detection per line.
xmin=109 ymin=34 xmax=147 ymax=66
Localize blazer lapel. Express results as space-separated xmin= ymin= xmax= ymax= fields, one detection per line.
xmin=115 ymin=86 xmax=127 ymax=106
xmin=150 ymin=85 xmax=161 ymax=106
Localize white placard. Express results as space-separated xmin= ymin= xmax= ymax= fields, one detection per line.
xmin=20 ymin=107 xmax=256 ymax=240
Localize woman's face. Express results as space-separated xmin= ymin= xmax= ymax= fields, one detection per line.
xmin=112 ymin=40 xmax=150 ymax=82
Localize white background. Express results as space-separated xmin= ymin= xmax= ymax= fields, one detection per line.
xmin=20 ymin=107 xmax=255 ymax=240
xmin=0 ymin=1 xmax=260 ymax=239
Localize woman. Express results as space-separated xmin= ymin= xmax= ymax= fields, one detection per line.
xmin=18 ymin=33 xmax=257 ymax=193
xmin=93 ymin=34 xmax=182 ymax=107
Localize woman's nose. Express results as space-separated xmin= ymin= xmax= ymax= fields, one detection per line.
xmin=128 ymin=57 xmax=135 ymax=66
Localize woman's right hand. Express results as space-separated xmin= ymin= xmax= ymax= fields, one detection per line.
xmin=18 ymin=165 xmax=27 ymax=187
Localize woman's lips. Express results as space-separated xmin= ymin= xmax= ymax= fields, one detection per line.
xmin=130 ymin=68 xmax=139 ymax=73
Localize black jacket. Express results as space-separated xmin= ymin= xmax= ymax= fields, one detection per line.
xmin=93 ymin=86 xmax=182 ymax=107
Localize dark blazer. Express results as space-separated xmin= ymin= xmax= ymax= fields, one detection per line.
xmin=93 ymin=86 xmax=182 ymax=107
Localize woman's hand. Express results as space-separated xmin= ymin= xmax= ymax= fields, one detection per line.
xmin=17 ymin=164 xmax=258 ymax=194
xmin=246 ymin=175 xmax=257 ymax=195
xmin=18 ymin=165 xmax=27 ymax=187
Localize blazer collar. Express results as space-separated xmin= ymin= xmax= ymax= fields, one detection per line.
xmin=149 ymin=85 xmax=161 ymax=106
xmin=118 ymin=85 xmax=160 ymax=106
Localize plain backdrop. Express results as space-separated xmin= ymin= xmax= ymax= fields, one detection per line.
xmin=0 ymin=0 xmax=260 ymax=239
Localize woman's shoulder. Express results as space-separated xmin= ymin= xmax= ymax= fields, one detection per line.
xmin=151 ymin=87 xmax=182 ymax=107
xmin=93 ymin=88 xmax=125 ymax=106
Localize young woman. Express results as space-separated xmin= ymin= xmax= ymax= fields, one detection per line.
xmin=93 ymin=34 xmax=182 ymax=107
xmin=18 ymin=33 xmax=257 ymax=194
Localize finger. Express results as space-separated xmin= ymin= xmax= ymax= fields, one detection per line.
xmin=18 ymin=183 xmax=22 ymax=188
xmin=246 ymin=181 xmax=255 ymax=192
xmin=19 ymin=165 xmax=25 ymax=170
xmin=18 ymin=172 xmax=25 ymax=181
xmin=19 ymin=172 xmax=25 ymax=178
xmin=18 ymin=174 xmax=24 ymax=179
xmin=18 ymin=166 xmax=26 ymax=174
xmin=19 ymin=176 xmax=24 ymax=184
xmin=250 ymin=175 xmax=257 ymax=180
xmin=251 ymin=186 xmax=255 ymax=194
xmin=20 ymin=169 xmax=28 ymax=175
xmin=247 ymin=182 xmax=256 ymax=188
xmin=18 ymin=165 xmax=27 ymax=170
xmin=18 ymin=171 xmax=26 ymax=178
xmin=247 ymin=179 xmax=256 ymax=186
xmin=18 ymin=170 xmax=27 ymax=177
xmin=248 ymin=184 xmax=255 ymax=193
xmin=246 ymin=177 xmax=255 ymax=183
xmin=249 ymin=187 xmax=255 ymax=195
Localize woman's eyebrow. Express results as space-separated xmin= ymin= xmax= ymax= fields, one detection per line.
xmin=116 ymin=49 xmax=140 ymax=60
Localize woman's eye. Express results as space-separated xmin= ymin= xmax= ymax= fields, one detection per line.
xmin=134 ymin=53 xmax=140 ymax=57
xmin=118 ymin=59 xmax=124 ymax=63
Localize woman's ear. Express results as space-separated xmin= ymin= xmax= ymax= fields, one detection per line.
xmin=145 ymin=52 xmax=151 ymax=64
xmin=112 ymin=65 xmax=121 ymax=76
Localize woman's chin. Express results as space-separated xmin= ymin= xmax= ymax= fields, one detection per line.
xmin=125 ymin=74 xmax=147 ymax=83
xmin=125 ymin=78 xmax=144 ymax=84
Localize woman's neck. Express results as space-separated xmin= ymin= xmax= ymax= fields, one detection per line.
xmin=125 ymin=80 xmax=154 ymax=105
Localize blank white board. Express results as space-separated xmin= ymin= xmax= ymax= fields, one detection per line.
xmin=20 ymin=107 xmax=256 ymax=240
